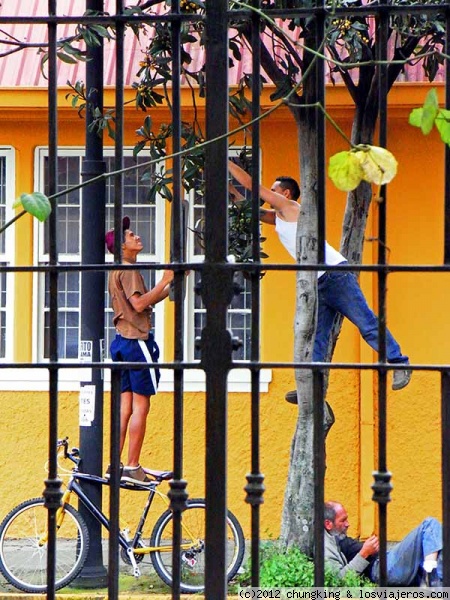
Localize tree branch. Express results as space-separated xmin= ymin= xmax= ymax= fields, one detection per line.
xmin=136 ymin=0 xmax=168 ymax=10
xmin=327 ymin=45 xmax=358 ymax=103
xmin=387 ymin=34 xmax=422 ymax=90
xmin=263 ymin=20 xmax=304 ymax=73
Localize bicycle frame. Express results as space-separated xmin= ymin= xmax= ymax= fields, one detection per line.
xmin=55 ymin=470 xmax=202 ymax=577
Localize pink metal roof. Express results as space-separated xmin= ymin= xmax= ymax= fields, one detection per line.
xmin=0 ymin=0 xmax=253 ymax=88
xmin=0 ymin=0 xmax=443 ymax=88
xmin=0 ymin=0 xmax=146 ymax=87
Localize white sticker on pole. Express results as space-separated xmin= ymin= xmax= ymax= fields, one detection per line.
xmin=79 ymin=384 xmax=96 ymax=426
xmin=79 ymin=340 xmax=93 ymax=362
xmin=99 ymin=339 xmax=105 ymax=380
xmin=79 ymin=340 xmax=93 ymax=381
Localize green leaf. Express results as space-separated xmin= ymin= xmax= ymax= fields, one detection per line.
xmin=13 ymin=192 xmax=51 ymax=222
xmin=133 ymin=141 xmax=147 ymax=158
xmin=435 ymin=109 xmax=450 ymax=146
xmin=328 ymin=150 xmax=364 ymax=191
xmin=408 ymin=107 xmax=424 ymax=129
xmin=56 ymin=52 xmax=78 ymax=65
xmin=88 ymin=24 xmax=111 ymax=39
xmin=421 ymin=87 xmax=439 ymax=134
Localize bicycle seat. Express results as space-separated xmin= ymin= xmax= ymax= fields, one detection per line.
xmin=142 ymin=467 xmax=173 ymax=481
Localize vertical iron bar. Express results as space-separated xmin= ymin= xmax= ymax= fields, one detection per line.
xmin=244 ymin=0 xmax=265 ymax=589
xmin=44 ymin=2 xmax=62 ymax=599
xmin=313 ymin=370 xmax=325 ymax=585
xmin=314 ymin=0 xmax=326 ymax=587
xmin=442 ymin=372 xmax=450 ymax=586
xmin=442 ymin=5 xmax=450 ymax=586
xmin=77 ymin=0 xmax=108 ymax=586
xmin=168 ymin=2 xmax=188 ymax=600
xmin=444 ymin=7 xmax=450 ymax=265
xmin=109 ymin=370 xmax=122 ymax=600
xmin=107 ymin=2 xmax=125 ymax=599
xmin=203 ymin=2 xmax=232 ymax=598
xmin=372 ymin=6 xmax=391 ymax=587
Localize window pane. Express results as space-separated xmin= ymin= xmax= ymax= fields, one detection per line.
xmin=0 ymin=270 xmax=6 ymax=358
xmin=104 ymin=156 xmax=156 ymax=256
xmin=190 ymin=173 xmax=252 ymax=360
xmin=0 ymin=158 xmax=6 ymax=254
xmin=44 ymin=156 xmax=81 ymax=255
xmin=0 ymin=152 xmax=11 ymax=360
xmin=43 ymin=268 xmax=80 ymax=359
xmin=194 ymin=310 xmax=207 ymax=360
xmin=43 ymin=310 xmax=80 ymax=360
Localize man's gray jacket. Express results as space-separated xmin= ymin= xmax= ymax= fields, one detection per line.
xmin=324 ymin=530 xmax=370 ymax=577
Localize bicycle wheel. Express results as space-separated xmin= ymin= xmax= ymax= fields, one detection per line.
xmin=0 ymin=497 xmax=90 ymax=593
xmin=150 ymin=498 xmax=245 ymax=593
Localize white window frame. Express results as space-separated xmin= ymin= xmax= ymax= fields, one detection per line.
xmin=0 ymin=147 xmax=16 ymax=363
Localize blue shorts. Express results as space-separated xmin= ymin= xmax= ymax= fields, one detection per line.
xmin=110 ymin=333 xmax=160 ymax=396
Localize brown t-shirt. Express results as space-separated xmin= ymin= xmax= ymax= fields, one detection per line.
xmin=108 ymin=268 xmax=152 ymax=340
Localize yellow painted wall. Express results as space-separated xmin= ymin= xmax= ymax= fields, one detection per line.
xmin=0 ymin=83 xmax=445 ymax=544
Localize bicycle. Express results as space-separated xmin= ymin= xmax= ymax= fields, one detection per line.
xmin=0 ymin=437 xmax=245 ymax=594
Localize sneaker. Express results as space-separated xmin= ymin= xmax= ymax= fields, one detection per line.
xmin=285 ymin=389 xmax=298 ymax=404
xmin=392 ymin=368 xmax=412 ymax=391
xmin=285 ymin=390 xmax=335 ymax=431
xmin=426 ymin=568 xmax=442 ymax=588
xmin=121 ymin=465 xmax=152 ymax=485
xmin=105 ymin=462 xmax=123 ymax=479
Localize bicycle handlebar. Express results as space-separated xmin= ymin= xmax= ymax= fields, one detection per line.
xmin=57 ymin=437 xmax=80 ymax=466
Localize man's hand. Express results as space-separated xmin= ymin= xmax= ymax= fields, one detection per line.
xmin=161 ymin=269 xmax=175 ymax=285
xmin=359 ymin=534 xmax=379 ymax=559
xmin=228 ymin=182 xmax=245 ymax=203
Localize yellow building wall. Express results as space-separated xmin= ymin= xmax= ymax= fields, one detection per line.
xmin=0 ymin=83 xmax=445 ymax=543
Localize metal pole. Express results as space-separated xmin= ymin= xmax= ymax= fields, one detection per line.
xmin=76 ymin=0 xmax=108 ymax=586
xmin=245 ymin=0 xmax=265 ymax=589
xmin=441 ymin=6 xmax=450 ymax=586
xmin=203 ymin=2 xmax=231 ymax=599
xmin=167 ymin=2 xmax=188 ymax=600
xmin=313 ymin=0 xmax=326 ymax=585
xmin=106 ymin=1 xmax=125 ymax=598
xmin=372 ymin=6 xmax=392 ymax=586
xmin=44 ymin=2 xmax=62 ymax=598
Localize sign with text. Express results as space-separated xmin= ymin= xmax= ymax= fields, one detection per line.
xmin=79 ymin=340 xmax=93 ymax=362
xmin=79 ymin=384 xmax=96 ymax=426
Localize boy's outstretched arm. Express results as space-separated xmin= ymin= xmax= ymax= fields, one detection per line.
xmin=228 ymin=160 xmax=297 ymax=218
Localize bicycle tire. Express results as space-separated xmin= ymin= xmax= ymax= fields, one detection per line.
xmin=0 ymin=497 xmax=90 ymax=593
xmin=150 ymin=498 xmax=245 ymax=593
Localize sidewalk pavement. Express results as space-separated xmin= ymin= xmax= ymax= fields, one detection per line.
xmin=0 ymin=595 xmax=208 ymax=600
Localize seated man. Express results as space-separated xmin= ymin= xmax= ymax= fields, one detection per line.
xmin=324 ymin=501 xmax=443 ymax=587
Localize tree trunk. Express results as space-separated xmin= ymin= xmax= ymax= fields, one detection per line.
xmin=280 ymin=103 xmax=319 ymax=554
xmin=326 ymin=99 xmax=379 ymax=362
xmin=280 ymin=83 xmax=380 ymax=553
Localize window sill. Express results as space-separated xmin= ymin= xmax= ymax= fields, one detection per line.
xmin=0 ymin=367 xmax=272 ymax=393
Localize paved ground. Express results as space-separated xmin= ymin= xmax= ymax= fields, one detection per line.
xmin=0 ymin=538 xmax=246 ymax=598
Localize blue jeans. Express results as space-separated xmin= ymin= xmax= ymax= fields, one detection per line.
xmin=314 ymin=267 xmax=408 ymax=364
xmin=370 ymin=518 xmax=443 ymax=585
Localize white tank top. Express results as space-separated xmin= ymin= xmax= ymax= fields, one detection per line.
xmin=275 ymin=216 xmax=346 ymax=278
